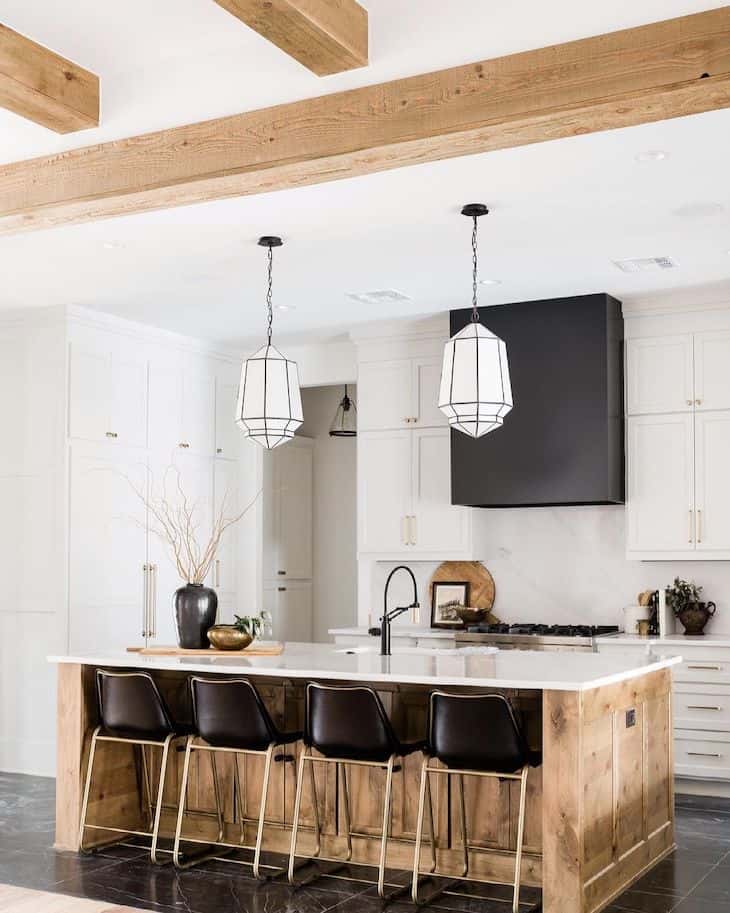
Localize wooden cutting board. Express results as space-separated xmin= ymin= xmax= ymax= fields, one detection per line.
xmin=126 ymin=642 xmax=284 ymax=657
xmin=428 ymin=561 xmax=499 ymax=620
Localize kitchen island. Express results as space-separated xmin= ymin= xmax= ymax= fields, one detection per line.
xmin=50 ymin=643 xmax=680 ymax=913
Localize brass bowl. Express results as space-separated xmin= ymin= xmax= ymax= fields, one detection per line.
xmin=206 ymin=625 xmax=253 ymax=651
xmin=454 ymin=606 xmax=487 ymax=626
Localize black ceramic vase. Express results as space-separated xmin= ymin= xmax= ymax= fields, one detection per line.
xmin=174 ymin=584 xmax=218 ymax=649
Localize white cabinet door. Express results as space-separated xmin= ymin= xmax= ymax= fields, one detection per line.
xmin=111 ymin=354 xmax=148 ymax=449
xmin=358 ymin=430 xmax=412 ymax=553
xmin=626 ymin=335 xmax=693 ymax=415
xmin=148 ymin=360 xmax=183 ymax=457
xmin=627 ymin=414 xmax=695 ymax=555
xmin=413 ymin=356 xmax=447 ymax=428
xmin=68 ymin=344 xmax=111 ymax=442
xmin=695 ymin=410 xmax=730 ymax=554
xmin=264 ymin=581 xmax=312 ymax=642
xmin=148 ymin=452 xmax=215 ymax=644
xmin=181 ymin=358 xmax=216 ymax=456
xmin=213 ymin=459 xmax=239 ymax=616
xmin=68 ymin=443 xmax=148 ymax=651
xmin=215 ymin=376 xmax=241 ymax=459
xmin=273 ymin=439 xmax=313 ymax=579
xmin=694 ymin=332 xmax=730 ymax=411
xmin=357 ymin=360 xmax=413 ymax=430
xmin=411 ymin=428 xmax=469 ymax=553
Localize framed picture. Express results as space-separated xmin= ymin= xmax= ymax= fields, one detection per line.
xmin=431 ymin=581 xmax=470 ymax=629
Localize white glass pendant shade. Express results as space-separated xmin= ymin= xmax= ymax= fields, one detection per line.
xmin=236 ymin=342 xmax=303 ymax=449
xmin=439 ymin=321 xmax=512 ymax=438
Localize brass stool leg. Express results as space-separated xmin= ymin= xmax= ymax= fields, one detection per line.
xmin=150 ymin=734 xmax=174 ymax=865
xmin=233 ymin=753 xmax=246 ymax=845
xmin=377 ymin=755 xmax=396 ymax=898
xmin=340 ymin=763 xmax=352 ymax=862
xmin=140 ymin=745 xmax=154 ymax=829
xmin=425 ymin=765 xmax=436 ymax=874
xmin=78 ymin=726 xmax=101 ymax=852
xmin=411 ymin=754 xmax=430 ymax=903
xmin=457 ymin=773 xmax=469 ymax=877
xmin=209 ymin=750 xmax=225 ymax=843
xmin=513 ymin=767 xmax=528 ymax=913
xmin=252 ymin=743 xmax=275 ymax=879
xmin=173 ymin=736 xmax=194 ymax=868
xmin=287 ymin=748 xmax=308 ymax=883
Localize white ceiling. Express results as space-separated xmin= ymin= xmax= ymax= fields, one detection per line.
xmin=1 ymin=1 xmax=729 ymax=347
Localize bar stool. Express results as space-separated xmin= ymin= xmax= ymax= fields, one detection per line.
xmin=288 ymin=682 xmax=428 ymax=898
xmin=79 ymin=670 xmax=188 ymax=863
xmin=173 ymin=676 xmax=301 ymax=878
xmin=411 ymin=691 xmax=542 ymax=912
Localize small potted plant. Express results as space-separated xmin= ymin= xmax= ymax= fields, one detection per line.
xmin=666 ymin=577 xmax=716 ymax=636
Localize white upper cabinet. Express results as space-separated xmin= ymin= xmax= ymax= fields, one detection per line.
xmin=626 ymin=335 xmax=693 ymax=415
xmin=358 ymin=430 xmax=412 ymax=553
xmin=357 ymin=360 xmax=412 ymax=430
xmin=694 ymin=331 xmax=730 ymax=411
xmin=149 ymin=354 xmax=215 ymax=457
xmin=694 ymin=410 xmax=730 ymax=554
xmin=215 ymin=374 xmax=241 ymax=459
xmin=411 ymin=427 xmax=469 ymax=553
xmin=69 ymin=342 xmax=148 ymax=448
xmin=358 ymin=355 xmax=446 ymax=431
xmin=626 ymin=414 xmax=694 ymax=556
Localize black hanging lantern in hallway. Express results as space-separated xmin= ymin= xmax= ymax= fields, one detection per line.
xmin=329 ymin=385 xmax=357 ymax=437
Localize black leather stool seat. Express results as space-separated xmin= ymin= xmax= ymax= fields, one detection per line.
xmin=96 ymin=670 xmax=187 ymax=742
xmin=305 ymin=683 xmax=424 ymax=762
xmin=191 ymin=677 xmax=302 ymax=751
xmin=429 ymin=692 xmax=540 ymax=773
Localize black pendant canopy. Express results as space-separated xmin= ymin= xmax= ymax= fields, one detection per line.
xmin=329 ymin=385 xmax=357 ymax=437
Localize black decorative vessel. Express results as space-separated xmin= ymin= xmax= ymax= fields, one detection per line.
xmin=174 ymin=584 xmax=218 ymax=649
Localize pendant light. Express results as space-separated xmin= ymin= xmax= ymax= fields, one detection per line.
xmin=438 ymin=204 xmax=513 ymax=438
xmin=235 ymin=236 xmax=303 ymax=449
xmin=329 ymin=385 xmax=357 ymax=437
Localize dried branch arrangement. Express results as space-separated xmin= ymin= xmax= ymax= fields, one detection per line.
xmin=126 ymin=466 xmax=259 ymax=585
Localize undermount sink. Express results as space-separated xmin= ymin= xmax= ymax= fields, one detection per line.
xmin=334 ymin=645 xmax=498 ymax=657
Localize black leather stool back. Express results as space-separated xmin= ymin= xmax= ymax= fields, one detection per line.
xmin=191 ymin=677 xmax=276 ymax=750
xmin=305 ymin=683 xmax=398 ymax=762
xmin=96 ymin=670 xmax=174 ymax=741
xmin=429 ymin=692 xmax=531 ymax=774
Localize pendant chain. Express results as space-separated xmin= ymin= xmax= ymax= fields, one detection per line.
xmin=471 ymin=215 xmax=480 ymax=323
xmin=266 ymin=244 xmax=274 ymax=344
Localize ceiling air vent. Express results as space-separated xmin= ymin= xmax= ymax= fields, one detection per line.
xmin=346 ymin=289 xmax=412 ymax=305
xmin=612 ymin=256 xmax=678 ymax=273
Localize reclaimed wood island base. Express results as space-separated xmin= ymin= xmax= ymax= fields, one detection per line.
xmin=50 ymin=645 xmax=679 ymax=913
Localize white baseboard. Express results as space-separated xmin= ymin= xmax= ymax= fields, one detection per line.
xmin=676 ymin=777 xmax=730 ymax=799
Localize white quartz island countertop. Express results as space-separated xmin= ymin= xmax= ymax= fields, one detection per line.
xmin=49 ymin=641 xmax=681 ymax=692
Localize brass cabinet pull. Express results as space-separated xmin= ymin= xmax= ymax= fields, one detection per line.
xmin=695 ymin=399 xmax=702 ymax=405
xmin=686 ymin=751 xmax=722 ymax=758
xmin=105 ymin=431 xmax=118 ymax=439
xmin=686 ymin=664 xmax=722 ymax=671
xmin=150 ymin=564 xmax=157 ymax=637
xmin=178 ymin=441 xmax=190 ymax=449
xmin=216 ymin=447 xmax=223 ymax=454
xmin=215 ymin=559 xmax=221 ymax=588
xmin=688 ymin=509 xmax=693 ymax=543
xmin=278 ymin=586 xmax=286 ymax=592
xmin=277 ymin=570 xmax=286 ymax=576
xmin=142 ymin=564 xmax=150 ymax=639
xmin=686 ymin=705 xmax=722 ymax=711
xmin=686 ymin=399 xmax=693 ymax=406
xmin=697 ymin=509 xmax=702 ymax=544
xmin=410 ymin=515 xmax=417 ymax=546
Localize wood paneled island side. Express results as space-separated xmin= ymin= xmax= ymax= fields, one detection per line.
xmin=49 ymin=644 xmax=679 ymax=913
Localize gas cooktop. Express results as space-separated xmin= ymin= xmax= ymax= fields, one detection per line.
xmin=463 ymin=623 xmax=619 ymax=637
xmin=455 ymin=623 xmax=619 ymax=651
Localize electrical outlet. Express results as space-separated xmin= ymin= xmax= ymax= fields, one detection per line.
xmin=626 ymin=708 xmax=636 ymax=728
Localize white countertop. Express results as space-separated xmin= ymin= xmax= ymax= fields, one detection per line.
xmin=48 ymin=642 xmax=680 ymax=692
xmin=329 ymin=626 xmax=455 ymax=640
xmin=603 ymin=633 xmax=730 ymax=648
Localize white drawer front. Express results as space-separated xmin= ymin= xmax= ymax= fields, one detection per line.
xmin=673 ymin=688 xmax=730 ymax=732
xmin=674 ymin=730 xmax=730 ymax=781
xmin=655 ymin=647 xmax=730 ymax=685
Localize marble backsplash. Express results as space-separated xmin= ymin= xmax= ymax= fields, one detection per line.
xmin=374 ymin=505 xmax=730 ymax=634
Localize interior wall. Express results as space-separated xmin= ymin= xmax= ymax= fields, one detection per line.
xmin=299 ymin=386 xmax=357 ymax=641
xmin=373 ymin=505 xmax=730 ymax=635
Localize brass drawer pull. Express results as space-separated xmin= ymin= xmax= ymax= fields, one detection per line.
xmin=686 ymin=705 xmax=722 ymax=711
xmin=105 ymin=431 xmax=118 ymax=439
xmin=686 ymin=751 xmax=722 ymax=758
xmin=178 ymin=441 xmax=190 ymax=449
xmin=686 ymin=664 xmax=722 ymax=671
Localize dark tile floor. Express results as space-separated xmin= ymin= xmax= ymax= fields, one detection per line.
xmin=1 ymin=772 xmax=729 ymax=913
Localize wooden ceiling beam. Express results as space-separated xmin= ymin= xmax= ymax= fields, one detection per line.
xmin=0 ymin=23 xmax=99 ymax=133
xmin=1 ymin=7 xmax=730 ymax=234
xmin=213 ymin=0 xmax=368 ymax=75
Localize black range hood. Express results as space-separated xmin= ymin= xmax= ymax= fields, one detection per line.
xmin=449 ymin=293 xmax=624 ymax=508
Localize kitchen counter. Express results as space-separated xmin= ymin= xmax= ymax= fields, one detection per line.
xmin=329 ymin=625 xmax=455 ymax=640
xmin=603 ymin=633 xmax=730 ymax=648
xmin=49 ymin=643 xmax=678 ymax=913
xmin=49 ymin=641 xmax=678 ymax=692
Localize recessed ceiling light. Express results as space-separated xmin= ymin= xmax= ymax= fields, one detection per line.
xmin=479 ymin=278 xmax=502 ymax=286
xmin=275 ymin=304 xmax=295 ymax=312
xmin=636 ymin=150 xmax=667 ymax=163
xmin=102 ymin=241 xmax=123 ymax=250
xmin=612 ymin=256 xmax=678 ymax=273
xmin=346 ymin=289 xmax=412 ymax=305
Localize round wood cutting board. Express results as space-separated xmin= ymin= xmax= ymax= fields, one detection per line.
xmin=428 ymin=561 xmax=498 ymax=621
